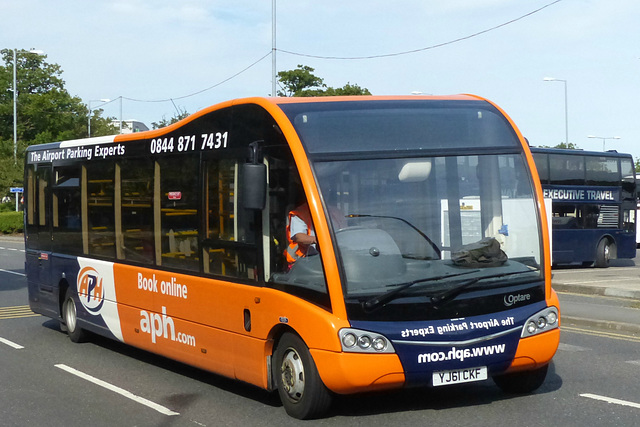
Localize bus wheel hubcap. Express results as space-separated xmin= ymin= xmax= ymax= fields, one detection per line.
xmin=281 ymin=348 xmax=305 ymax=401
xmin=65 ymin=299 xmax=76 ymax=332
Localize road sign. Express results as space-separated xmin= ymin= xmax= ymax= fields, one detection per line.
xmin=10 ymin=187 xmax=23 ymax=193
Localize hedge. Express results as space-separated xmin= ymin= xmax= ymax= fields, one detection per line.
xmin=0 ymin=211 xmax=24 ymax=234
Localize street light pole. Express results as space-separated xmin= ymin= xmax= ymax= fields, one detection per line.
xmin=587 ymin=135 xmax=621 ymax=151
xmin=272 ymin=0 xmax=277 ymax=97
xmin=88 ymin=99 xmax=111 ymax=137
xmin=12 ymin=49 xmax=17 ymax=165
xmin=543 ymin=77 xmax=569 ymax=146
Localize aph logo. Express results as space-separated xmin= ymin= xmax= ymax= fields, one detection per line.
xmin=77 ymin=266 xmax=105 ymax=314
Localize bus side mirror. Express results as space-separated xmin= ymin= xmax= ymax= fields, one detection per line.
xmin=242 ymin=141 xmax=267 ymax=210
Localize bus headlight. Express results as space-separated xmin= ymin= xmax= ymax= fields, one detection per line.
xmin=339 ymin=328 xmax=395 ymax=353
xmin=357 ymin=335 xmax=372 ymax=349
xmin=521 ymin=307 xmax=559 ymax=338
xmin=372 ymin=337 xmax=387 ymax=351
xmin=342 ymin=332 xmax=357 ymax=348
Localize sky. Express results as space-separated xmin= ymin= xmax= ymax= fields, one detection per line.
xmin=2 ymin=0 xmax=640 ymax=158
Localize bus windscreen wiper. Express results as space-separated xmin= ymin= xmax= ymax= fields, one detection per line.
xmin=428 ymin=268 xmax=540 ymax=309
xmin=362 ymin=270 xmax=480 ymax=312
xmin=346 ymin=213 xmax=441 ymax=259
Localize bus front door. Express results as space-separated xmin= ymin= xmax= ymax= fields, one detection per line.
xmin=26 ymin=165 xmax=55 ymax=316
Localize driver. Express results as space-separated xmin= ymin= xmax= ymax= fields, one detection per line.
xmin=285 ymin=202 xmax=318 ymax=268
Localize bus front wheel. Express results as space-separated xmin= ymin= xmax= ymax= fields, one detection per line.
xmin=493 ymin=364 xmax=549 ymax=394
xmin=273 ymin=333 xmax=332 ymax=419
xmin=62 ymin=290 xmax=87 ymax=343
xmin=594 ymin=238 xmax=611 ymax=268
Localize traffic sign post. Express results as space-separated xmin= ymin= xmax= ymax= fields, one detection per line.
xmin=10 ymin=187 xmax=23 ymax=212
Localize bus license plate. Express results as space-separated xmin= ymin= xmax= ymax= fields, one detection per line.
xmin=432 ymin=366 xmax=487 ymax=386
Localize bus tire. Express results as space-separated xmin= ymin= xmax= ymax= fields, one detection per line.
xmin=594 ymin=238 xmax=611 ymax=268
xmin=273 ymin=333 xmax=332 ymax=419
xmin=492 ymin=364 xmax=548 ymax=394
xmin=62 ymin=290 xmax=87 ymax=343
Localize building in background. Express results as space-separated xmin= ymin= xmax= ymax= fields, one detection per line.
xmin=111 ymin=120 xmax=149 ymax=134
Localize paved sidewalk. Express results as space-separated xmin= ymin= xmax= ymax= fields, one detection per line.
xmin=0 ymin=234 xmax=24 ymax=243
xmin=553 ymin=280 xmax=640 ymax=301
xmin=553 ymin=278 xmax=640 ymax=336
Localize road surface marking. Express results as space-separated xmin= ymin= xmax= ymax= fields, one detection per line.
xmin=0 ymin=268 xmax=25 ymax=277
xmin=562 ymin=326 xmax=640 ymax=343
xmin=0 ymin=305 xmax=40 ymax=320
xmin=555 ymin=277 xmax=638 ymax=284
xmin=581 ymin=393 xmax=640 ymax=410
xmin=0 ymin=336 xmax=24 ymax=349
xmin=0 ymin=247 xmax=25 ymax=253
xmin=55 ymin=364 xmax=180 ymax=416
xmin=557 ymin=343 xmax=588 ymax=352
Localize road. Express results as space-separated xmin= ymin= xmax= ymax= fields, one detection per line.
xmin=1 ymin=237 xmax=639 ymax=426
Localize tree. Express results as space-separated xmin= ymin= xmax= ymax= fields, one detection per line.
xmin=537 ymin=142 xmax=580 ymax=149
xmin=277 ymin=65 xmax=326 ymax=97
xmin=322 ymin=83 xmax=371 ymax=96
xmin=554 ymin=142 xmax=579 ymax=149
xmin=277 ymin=65 xmax=371 ymax=97
xmin=0 ymin=48 xmax=115 ymax=195
xmin=151 ymin=108 xmax=190 ymax=129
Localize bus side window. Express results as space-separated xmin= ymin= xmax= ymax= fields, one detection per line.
xmin=201 ymin=157 xmax=261 ymax=280
xmin=621 ymin=158 xmax=636 ymax=200
xmin=25 ymin=165 xmax=51 ymax=250
xmin=157 ymin=155 xmax=199 ymax=272
xmin=86 ymin=161 xmax=116 ymax=258
xmin=52 ymin=166 xmax=82 ymax=255
xmin=267 ymin=165 xmax=331 ymax=311
xmin=118 ymin=158 xmax=155 ymax=265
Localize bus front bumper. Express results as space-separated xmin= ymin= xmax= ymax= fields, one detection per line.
xmin=310 ymin=350 xmax=406 ymax=394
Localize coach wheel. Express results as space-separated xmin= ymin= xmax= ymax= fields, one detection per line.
xmin=493 ymin=364 xmax=549 ymax=394
xmin=62 ymin=290 xmax=87 ymax=343
xmin=273 ymin=333 xmax=332 ymax=419
xmin=594 ymin=238 xmax=611 ymax=268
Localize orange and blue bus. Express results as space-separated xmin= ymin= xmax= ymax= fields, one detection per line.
xmin=25 ymin=95 xmax=560 ymax=419
xmin=531 ymin=147 xmax=637 ymax=267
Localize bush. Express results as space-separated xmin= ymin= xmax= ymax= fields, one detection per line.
xmin=0 ymin=201 xmax=15 ymax=213
xmin=0 ymin=211 xmax=24 ymax=234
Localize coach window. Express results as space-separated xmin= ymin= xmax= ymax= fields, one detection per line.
xmin=532 ymin=153 xmax=549 ymax=184
xmin=118 ymin=158 xmax=154 ymax=264
xmin=549 ymin=154 xmax=585 ymax=185
xmin=52 ymin=166 xmax=82 ymax=254
xmin=157 ymin=154 xmax=199 ymax=271
xmin=86 ymin=161 xmax=116 ymax=258
xmin=586 ymin=156 xmax=618 ymax=186
xmin=621 ymin=158 xmax=636 ymax=200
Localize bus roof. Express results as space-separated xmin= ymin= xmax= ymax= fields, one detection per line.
xmin=25 ymin=94 xmax=502 ymax=152
xmin=529 ymin=146 xmax=633 ymax=159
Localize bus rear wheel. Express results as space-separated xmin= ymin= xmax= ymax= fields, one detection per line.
xmin=492 ymin=364 xmax=548 ymax=394
xmin=62 ymin=290 xmax=87 ymax=343
xmin=594 ymin=238 xmax=611 ymax=268
xmin=273 ymin=333 xmax=332 ymax=419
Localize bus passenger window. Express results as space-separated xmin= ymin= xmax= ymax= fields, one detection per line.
xmin=158 ymin=155 xmax=199 ymax=271
xmin=119 ymin=158 xmax=154 ymax=264
xmin=52 ymin=166 xmax=82 ymax=255
xmin=202 ymin=159 xmax=260 ymax=280
xmin=86 ymin=162 xmax=116 ymax=258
